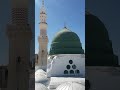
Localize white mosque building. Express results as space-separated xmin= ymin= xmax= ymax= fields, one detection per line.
xmin=2 ymin=0 xmax=120 ymax=90
xmin=35 ymin=0 xmax=85 ymax=90
xmin=47 ymin=27 xmax=85 ymax=78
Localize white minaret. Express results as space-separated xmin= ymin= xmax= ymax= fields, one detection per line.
xmin=38 ymin=0 xmax=48 ymax=70
xmin=7 ymin=0 xmax=32 ymax=90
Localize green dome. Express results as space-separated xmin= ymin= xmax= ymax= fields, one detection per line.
xmin=49 ymin=27 xmax=84 ymax=55
xmin=85 ymin=12 xmax=118 ymax=66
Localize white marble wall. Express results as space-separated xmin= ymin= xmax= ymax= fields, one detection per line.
xmin=47 ymin=54 xmax=85 ymax=77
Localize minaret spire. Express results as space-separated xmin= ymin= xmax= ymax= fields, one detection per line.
xmin=42 ymin=0 xmax=44 ymax=6
xmin=37 ymin=0 xmax=48 ymax=71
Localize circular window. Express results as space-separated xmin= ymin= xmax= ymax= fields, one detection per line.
xmin=69 ymin=60 xmax=73 ymax=64
xmin=64 ymin=70 xmax=68 ymax=74
xmin=70 ymin=70 xmax=74 ymax=74
xmin=66 ymin=65 xmax=71 ymax=69
xmin=75 ymin=70 xmax=80 ymax=74
xmin=72 ymin=65 xmax=76 ymax=69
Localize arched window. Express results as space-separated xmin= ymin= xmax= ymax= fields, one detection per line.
xmin=5 ymin=70 xmax=8 ymax=80
xmin=42 ymin=50 xmax=44 ymax=52
xmin=37 ymin=55 xmax=38 ymax=60
xmin=69 ymin=60 xmax=73 ymax=64
xmin=70 ymin=70 xmax=74 ymax=74
xmin=17 ymin=56 xmax=21 ymax=64
xmin=66 ymin=65 xmax=71 ymax=69
xmin=64 ymin=70 xmax=68 ymax=74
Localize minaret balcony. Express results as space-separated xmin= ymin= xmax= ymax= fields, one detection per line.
xmin=39 ymin=22 xmax=47 ymax=24
xmin=40 ymin=12 xmax=47 ymax=15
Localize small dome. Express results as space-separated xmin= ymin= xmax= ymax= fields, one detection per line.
xmin=35 ymin=83 xmax=48 ymax=90
xmin=56 ymin=82 xmax=85 ymax=90
xmin=35 ymin=69 xmax=48 ymax=83
xmin=49 ymin=27 xmax=84 ymax=55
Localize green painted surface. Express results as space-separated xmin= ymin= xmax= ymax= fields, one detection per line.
xmin=49 ymin=27 xmax=84 ymax=55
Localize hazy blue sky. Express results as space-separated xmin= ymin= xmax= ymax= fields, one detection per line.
xmin=35 ymin=0 xmax=85 ymax=54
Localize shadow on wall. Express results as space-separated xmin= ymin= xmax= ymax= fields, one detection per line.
xmin=85 ymin=12 xmax=119 ymax=66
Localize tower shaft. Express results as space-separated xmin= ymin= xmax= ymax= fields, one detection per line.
xmin=7 ymin=0 xmax=32 ymax=90
xmin=38 ymin=0 xmax=48 ymax=70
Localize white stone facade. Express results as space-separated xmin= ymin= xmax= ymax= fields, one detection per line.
xmin=47 ymin=54 xmax=85 ymax=77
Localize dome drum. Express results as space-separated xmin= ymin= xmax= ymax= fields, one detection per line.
xmin=50 ymin=48 xmax=84 ymax=55
xmin=51 ymin=42 xmax=82 ymax=48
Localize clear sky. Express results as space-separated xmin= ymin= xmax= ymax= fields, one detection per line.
xmin=35 ymin=0 xmax=85 ymax=54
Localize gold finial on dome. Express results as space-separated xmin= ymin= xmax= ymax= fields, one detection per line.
xmin=64 ymin=22 xmax=67 ymax=28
